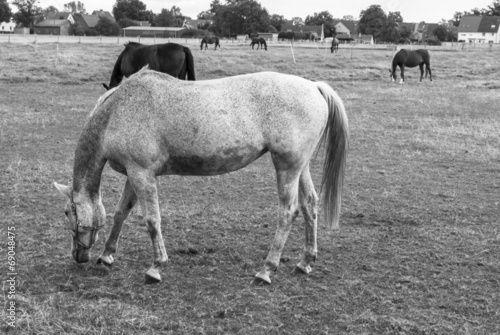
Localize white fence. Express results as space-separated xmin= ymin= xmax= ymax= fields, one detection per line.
xmin=1 ymin=34 xmax=500 ymax=52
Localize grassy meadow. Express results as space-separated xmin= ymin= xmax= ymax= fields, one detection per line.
xmin=0 ymin=40 xmax=499 ymax=334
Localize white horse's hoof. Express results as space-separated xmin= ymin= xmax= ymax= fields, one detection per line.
xmin=97 ymin=254 xmax=114 ymax=266
xmin=145 ymin=268 xmax=161 ymax=284
xmin=252 ymin=272 xmax=271 ymax=285
xmin=293 ymin=264 xmax=312 ymax=275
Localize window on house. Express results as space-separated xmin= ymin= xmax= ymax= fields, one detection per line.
xmin=483 ymin=32 xmax=485 ymax=36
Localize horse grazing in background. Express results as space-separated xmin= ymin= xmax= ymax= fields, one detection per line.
xmin=330 ymin=37 xmax=339 ymax=53
xmin=390 ymin=49 xmax=432 ymax=83
xmin=54 ymin=68 xmax=349 ymax=286
xmin=200 ymin=36 xmax=220 ymax=50
xmin=250 ymin=37 xmax=267 ymax=51
xmin=102 ymin=42 xmax=195 ymax=90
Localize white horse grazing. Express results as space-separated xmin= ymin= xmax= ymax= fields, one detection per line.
xmin=54 ymin=68 xmax=349 ymax=285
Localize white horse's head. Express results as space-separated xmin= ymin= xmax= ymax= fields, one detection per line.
xmin=54 ymin=182 xmax=106 ymax=263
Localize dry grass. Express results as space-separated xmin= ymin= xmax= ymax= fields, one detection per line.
xmin=1 ymin=41 xmax=499 ymax=334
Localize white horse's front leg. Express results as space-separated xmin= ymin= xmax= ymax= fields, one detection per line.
xmin=98 ymin=179 xmax=137 ymax=266
xmin=128 ymin=169 xmax=168 ymax=284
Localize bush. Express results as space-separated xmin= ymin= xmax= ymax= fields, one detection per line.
xmin=95 ymin=16 xmax=120 ymax=36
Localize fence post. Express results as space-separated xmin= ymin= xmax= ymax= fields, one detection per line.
xmin=289 ymin=41 xmax=296 ymax=64
xmin=56 ymin=44 xmax=59 ymax=70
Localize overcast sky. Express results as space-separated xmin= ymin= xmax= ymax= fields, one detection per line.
xmin=35 ymin=0 xmax=496 ymax=23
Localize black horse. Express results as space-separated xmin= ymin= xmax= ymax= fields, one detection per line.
xmin=390 ymin=49 xmax=432 ymax=83
xmin=200 ymin=37 xmax=220 ymax=50
xmin=103 ymin=42 xmax=195 ymax=90
xmin=330 ymin=37 xmax=339 ymax=53
xmin=250 ymin=37 xmax=267 ymax=51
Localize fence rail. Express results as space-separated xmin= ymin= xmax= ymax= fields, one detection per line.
xmin=1 ymin=34 xmax=500 ymax=52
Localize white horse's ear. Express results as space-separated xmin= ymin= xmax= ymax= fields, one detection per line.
xmin=54 ymin=182 xmax=71 ymax=198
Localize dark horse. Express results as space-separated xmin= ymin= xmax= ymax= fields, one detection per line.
xmin=330 ymin=37 xmax=339 ymax=53
xmin=390 ymin=49 xmax=432 ymax=83
xmin=102 ymin=42 xmax=195 ymax=90
xmin=200 ymin=37 xmax=220 ymax=50
xmin=250 ymin=37 xmax=267 ymax=51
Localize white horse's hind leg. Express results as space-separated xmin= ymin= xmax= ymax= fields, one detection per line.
xmin=98 ymin=179 xmax=137 ymax=266
xmin=254 ymin=167 xmax=301 ymax=285
xmin=127 ymin=168 xmax=168 ymax=284
xmin=294 ymin=166 xmax=318 ymax=275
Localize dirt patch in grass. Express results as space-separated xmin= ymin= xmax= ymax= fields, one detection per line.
xmin=1 ymin=43 xmax=499 ymax=334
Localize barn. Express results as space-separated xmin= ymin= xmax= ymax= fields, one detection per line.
xmin=34 ymin=20 xmax=73 ymax=35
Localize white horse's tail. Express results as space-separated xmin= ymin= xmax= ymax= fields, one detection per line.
xmin=316 ymin=82 xmax=349 ymax=229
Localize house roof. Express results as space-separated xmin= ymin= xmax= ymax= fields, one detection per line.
xmin=477 ymin=16 xmax=500 ymax=33
xmin=78 ymin=14 xmax=100 ymax=28
xmin=458 ymin=16 xmax=483 ymax=32
xmin=47 ymin=12 xmax=72 ymax=20
xmin=92 ymin=10 xmax=115 ymax=22
xmin=35 ymin=20 xmax=68 ymax=27
xmin=333 ymin=20 xmax=357 ymax=34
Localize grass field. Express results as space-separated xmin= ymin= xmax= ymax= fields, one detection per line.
xmin=1 ymin=41 xmax=499 ymax=334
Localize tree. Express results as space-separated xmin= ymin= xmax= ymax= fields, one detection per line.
xmin=305 ymin=10 xmax=335 ymax=37
xmin=209 ymin=0 xmax=270 ymax=37
xmin=485 ymin=0 xmax=500 ymax=15
xmin=358 ymin=5 xmax=387 ymax=40
xmin=270 ymin=14 xmax=285 ymax=31
xmin=42 ymin=5 xmax=58 ymax=19
xmin=433 ymin=25 xmax=448 ymax=41
xmin=113 ymin=0 xmax=154 ymax=24
xmin=12 ymin=0 xmax=43 ymax=28
xmin=197 ymin=10 xmax=214 ymax=20
xmin=63 ymin=1 xmax=86 ymax=14
xmin=388 ymin=11 xmax=403 ymax=23
xmin=342 ymin=15 xmax=354 ymax=21
xmin=291 ymin=16 xmax=303 ymax=25
xmin=94 ymin=16 xmax=120 ymax=36
xmin=0 ymin=0 xmax=12 ymax=22
xmin=155 ymin=7 xmax=184 ymax=27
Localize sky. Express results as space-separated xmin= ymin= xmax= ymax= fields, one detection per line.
xmin=34 ymin=0 xmax=496 ymax=23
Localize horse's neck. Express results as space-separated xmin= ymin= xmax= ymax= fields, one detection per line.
xmin=72 ymin=119 xmax=108 ymax=198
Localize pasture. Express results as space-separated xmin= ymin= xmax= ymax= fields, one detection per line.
xmin=0 ymin=39 xmax=499 ymax=334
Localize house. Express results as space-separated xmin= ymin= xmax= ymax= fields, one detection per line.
xmin=281 ymin=23 xmax=322 ymax=38
xmin=0 ymin=20 xmax=16 ymax=34
xmin=183 ymin=19 xmax=212 ymax=30
xmin=331 ymin=20 xmax=373 ymax=44
xmin=458 ymin=15 xmax=500 ymax=43
xmin=122 ymin=26 xmax=186 ymax=38
xmin=332 ymin=20 xmax=357 ymax=36
xmin=34 ymin=20 xmax=73 ymax=35
xmin=73 ymin=14 xmax=101 ymax=31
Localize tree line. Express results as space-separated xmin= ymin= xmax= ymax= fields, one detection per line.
xmin=1 ymin=0 xmax=499 ymax=40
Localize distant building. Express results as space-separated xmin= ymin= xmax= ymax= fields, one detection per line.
xmin=458 ymin=15 xmax=500 ymax=43
xmin=281 ymin=22 xmax=322 ymax=38
xmin=73 ymin=14 xmax=101 ymax=31
xmin=331 ymin=20 xmax=374 ymax=44
xmin=122 ymin=26 xmax=186 ymax=38
xmin=34 ymin=20 xmax=74 ymax=35
xmin=0 ymin=20 xmax=16 ymax=34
